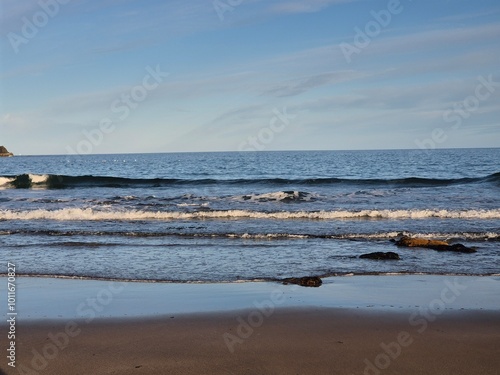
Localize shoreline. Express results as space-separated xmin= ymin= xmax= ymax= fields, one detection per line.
xmin=1 ymin=275 xmax=498 ymax=322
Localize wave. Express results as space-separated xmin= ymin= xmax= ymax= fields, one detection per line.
xmin=2 ymin=229 xmax=498 ymax=241
xmin=1 ymin=208 xmax=500 ymax=221
xmin=236 ymin=191 xmax=317 ymax=202
xmin=1 ymin=172 xmax=499 ymax=189
xmin=1 ymin=271 xmax=499 ymax=283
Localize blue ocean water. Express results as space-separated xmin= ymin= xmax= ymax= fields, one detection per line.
xmin=1 ymin=149 xmax=499 ymax=281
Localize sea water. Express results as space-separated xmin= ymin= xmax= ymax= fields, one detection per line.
xmin=0 ymin=149 xmax=499 ymax=281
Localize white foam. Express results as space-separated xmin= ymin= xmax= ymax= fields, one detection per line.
xmin=177 ymin=203 xmax=210 ymax=207
xmin=338 ymin=231 xmax=500 ymax=240
xmin=235 ymin=233 xmax=309 ymax=239
xmin=1 ymin=208 xmax=500 ymax=221
xmin=0 ymin=177 xmax=14 ymax=187
xmin=234 ymin=191 xmax=317 ymax=202
xmin=28 ymin=174 xmax=49 ymax=184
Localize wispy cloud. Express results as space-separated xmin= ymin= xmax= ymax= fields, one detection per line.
xmin=436 ymin=7 xmax=500 ymax=23
xmin=267 ymin=0 xmax=353 ymax=14
xmin=357 ymin=22 xmax=500 ymax=59
xmin=261 ymin=70 xmax=368 ymax=97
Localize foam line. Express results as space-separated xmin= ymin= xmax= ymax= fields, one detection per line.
xmin=1 ymin=208 xmax=500 ymax=221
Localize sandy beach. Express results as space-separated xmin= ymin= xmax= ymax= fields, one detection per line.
xmin=1 ymin=276 xmax=500 ymax=374
xmin=2 ymin=309 xmax=499 ymax=375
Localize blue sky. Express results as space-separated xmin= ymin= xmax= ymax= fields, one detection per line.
xmin=1 ymin=0 xmax=499 ymax=155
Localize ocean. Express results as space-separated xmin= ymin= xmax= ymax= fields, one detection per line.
xmin=1 ymin=149 xmax=499 ymax=282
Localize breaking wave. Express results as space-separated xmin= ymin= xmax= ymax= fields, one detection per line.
xmin=235 ymin=191 xmax=317 ymax=202
xmin=1 ymin=208 xmax=500 ymax=221
xmin=2 ymin=229 xmax=498 ymax=241
xmin=0 ymin=172 xmax=499 ymax=189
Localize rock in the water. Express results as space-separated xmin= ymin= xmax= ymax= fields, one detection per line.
xmin=396 ymin=236 xmax=448 ymax=247
xmin=282 ymin=276 xmax=322 ymax=287
xmin=359 ymin=252 xmax=400 ymax=260
xmin=424 ymin=243 xmax=477 ymax=254
xmin=0 ymin=146 xmax=13 ymax=157
xmin=395 ymin=236 xmax=476 ymax=253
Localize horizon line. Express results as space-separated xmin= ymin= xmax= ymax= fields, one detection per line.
xmin=5 ymin=146 xmax=500 ymax=157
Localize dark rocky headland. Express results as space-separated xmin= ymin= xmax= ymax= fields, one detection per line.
xmin=0 ymin=146 xmax=13 ymax=157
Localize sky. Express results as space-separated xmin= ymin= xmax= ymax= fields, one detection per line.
xmin=0 ymin=0 xmax=499 ymax=155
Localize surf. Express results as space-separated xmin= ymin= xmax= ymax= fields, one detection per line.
xmin=0 ymin=172 xmax=498 ymax=189
xmin=1 ymin=207 xmax=500 ymax=221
